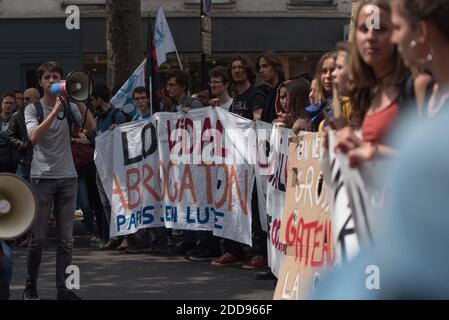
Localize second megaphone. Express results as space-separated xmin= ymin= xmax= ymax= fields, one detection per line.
xmin=50 ymin=70 xmax=94 ymax=102
xmin=0 ymin=173 xmax=37 ymax=240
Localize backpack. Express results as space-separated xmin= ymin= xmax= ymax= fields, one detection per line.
xmin=111 ymin=108 xmax=132 ymax=124
xmin=34 ymin=99 xmax=76 ymax=132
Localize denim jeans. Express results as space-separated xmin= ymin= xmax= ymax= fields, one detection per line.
xmin=15 ymin=162 xmax=30 ymax=181
xmin=77 ymin=175 xmax=94 ymax=233
xmin=27 ymin=178 xmax=77 ymax=293
xmin=0 ymin=241 xmax=13 ymax=300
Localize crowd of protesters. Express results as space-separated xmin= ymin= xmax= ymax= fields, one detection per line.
xmin=1 ymin=0 xmax=449 ymax=300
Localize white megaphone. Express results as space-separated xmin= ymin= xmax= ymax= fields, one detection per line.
xmin=50 ymin=70 xmax=94 ymax=102
xmin=0 ymin=173 xmax=37 ymax=240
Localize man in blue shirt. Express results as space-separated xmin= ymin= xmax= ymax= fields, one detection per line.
xmin=131 ymin=86 xmax=151 ymax=121
xmin=91 ymin=84 xmax=129 ymax=134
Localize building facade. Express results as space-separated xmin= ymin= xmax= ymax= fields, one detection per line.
xmin=0 ymin=0 xmax=352 ymax=92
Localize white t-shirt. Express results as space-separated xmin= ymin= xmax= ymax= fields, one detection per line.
xmin=216 ymin=99 xmax=233 ymax=111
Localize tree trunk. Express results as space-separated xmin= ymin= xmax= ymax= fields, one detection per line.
xmin=106 ymin=0 xmax=143 ymax=95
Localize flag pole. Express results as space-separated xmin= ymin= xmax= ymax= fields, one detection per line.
xmin=174 ymin=48 xmax=184 ymax=71
xmin=146 ymin=12 xmax=153 ymax=115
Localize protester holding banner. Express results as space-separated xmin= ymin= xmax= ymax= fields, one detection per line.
xmin=391 ymin=0 xmax=449 ymax=117
xmin=309 ymin=78 xmax=318 ymax=105
xmin=121 ymin=86 xmax=156 ymax=254
xmin=211 ymin=55 xmax=267 ymax=268
xmin=166 ymin=70 xmax=202 ymax=113
xmin=196 ymin=85 xmax=212 ymax=107
xmin=305 ymin=52 xmax=336 ymax=131
xmin=228 ymin=55 xmax=265 ymax=121
xmin=257 ymin=51 xmax=286 ymax=124
xmin=91 ymin=84 xmax=130 ymax=250
xmin=131 ymin=86 xmax=152 ymax=121
xmin=322 ymin=41 xmax=353 ymax=131
xmin=273 ymin=79 xmax=311 ymax=132
xmin=334 ymin=0 xmax=411 ymax=168
xmin=208 ymin=66 xmax=233 ymax=111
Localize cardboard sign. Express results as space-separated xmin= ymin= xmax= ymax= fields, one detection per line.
xmin=274 ymin=133 xmax=335 ymax=300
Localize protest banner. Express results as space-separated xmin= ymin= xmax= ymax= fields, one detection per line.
xmin=254 ymin=120 xmax=272 ymax=234
xmin=274 ymin=132 xmax=335 ymax=300
xmin=95 ymin=107 xmax=255 ymax=246
xmin=255 ymin=125 xmax=291 ymax=277
xmin=321 ymin=131 xmax=360 ymax=264
xmin=321 ymin=131 xmax=390 ymax=265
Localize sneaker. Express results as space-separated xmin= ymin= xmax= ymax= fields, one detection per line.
xmin=23 ymin=284 xmax=39 ymax=300
xmin=169 ymin=242 xmax=196 ymax=256
xmin=74 ymin=209 xmax=83 ymax=218
xmin=211 ymin=252 xmax=244 ymax=266
xmin=242 ymin=255 xmax=268 ymax=269
xmin=189 ymin=248 xmax=221 ymax=261
xmin=126 ymin=242 xmax=152 ymax=254
xmin=185 ymin=243 xmax=206 ymax=257
xmin=57 ymin=291 xmax=82 ymax=300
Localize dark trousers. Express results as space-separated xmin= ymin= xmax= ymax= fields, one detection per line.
xmin=0 ymin=241 xmax=13 ymax=300
xmin=96 ymin=171 xmax=111 ymax=240
xmin=27 ymin=178 xmax=77 ymax=293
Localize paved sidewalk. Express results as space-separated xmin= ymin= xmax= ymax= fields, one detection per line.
xmin=9 ymin=223 xmax=276 ymax=300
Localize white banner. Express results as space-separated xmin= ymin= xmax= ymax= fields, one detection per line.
xmin=322 ymin=131 xmax=390 ymax=265
xmin=254 ymin=122 xmax=292 ymax=277
xmin=95 ymin=107 xmax=256 ymax=246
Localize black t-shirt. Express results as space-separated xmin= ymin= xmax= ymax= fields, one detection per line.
xmin=229 ymin=85 xmax=265 ymax=120
xmin=260 ymin=82 xmax=281 ymax=123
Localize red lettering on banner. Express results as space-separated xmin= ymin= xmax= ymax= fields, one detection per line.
xmin=322 ymin=219 xmax=334 ymax=264
xmin=198 ymin=163 xmax=213 ymax=204
xmin=112 ymin=174 xmax=128 ymax=210
xmin=164 ymin=161 xmax=179 ymax=202
xmin=126 ymin=168 xmax=141 ymax=210
xmin=228 ymin=165 xmax=249 ymax=215
xmin=178 ymin=164 xmax=197 ymax=202
xmin=200 ymin=118 xmax=227 ymax=159
xmin=271 ymin=219 xmax=287 ymax=254
xmin=158 ymin=161 xmax=166 ymax=200
xmin=311 ymin=223 xmax=323 ymax=267
xmin=215 ymin=164 xmax=229 ymax=209
xmin=166 ymin=119 xmax=181 ymax=151
xmin=285 ymin=211 xmax=334 ymax=267
xmin=167 ymin=117 xmax=228 ymax=161
xmin=142 ymin=164 xmax=160 ymax=201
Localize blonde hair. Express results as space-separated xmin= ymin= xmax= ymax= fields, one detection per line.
xmin=315 ymin=52 xmax=336 ymax=104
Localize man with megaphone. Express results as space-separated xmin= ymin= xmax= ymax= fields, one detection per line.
xmin=23 ymin=61 xmax=96 ymax=300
